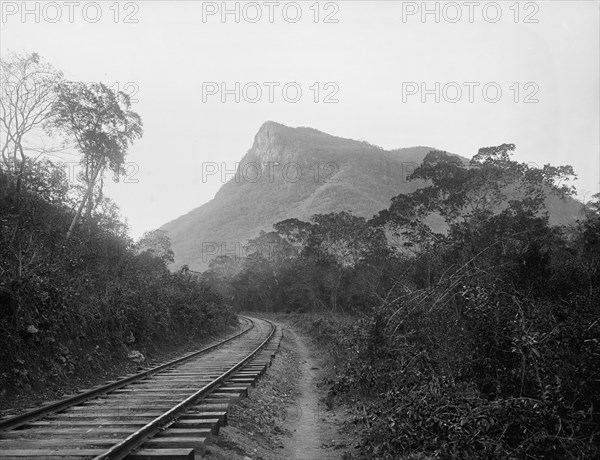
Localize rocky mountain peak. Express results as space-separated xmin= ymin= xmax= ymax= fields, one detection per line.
xmin=248 ymin=121 xmax=290 ymax=164
xmin=244 ymin=121 xmax=379 ymax=167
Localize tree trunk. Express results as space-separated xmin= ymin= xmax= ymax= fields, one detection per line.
xmin=84 ymin=185 xmax=95 ymax=235
xmin=14 ymin=141 xmax=26 ymax=210
xmin=16 ymin=139 xmax=26 ymax=195
xmin=66 ymin=159 xmax=104 ymax=239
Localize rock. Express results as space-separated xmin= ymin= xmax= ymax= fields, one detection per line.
xmin=127 ymin=350 xmax=145 ymax=363
xmin=26 ymin=325 xmax=38 ymax=333
xmin=125 ymin=332 xmax=135 ymax=344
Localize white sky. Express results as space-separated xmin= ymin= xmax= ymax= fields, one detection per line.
xmin=1 ymin=1 xmax=599 ymax=238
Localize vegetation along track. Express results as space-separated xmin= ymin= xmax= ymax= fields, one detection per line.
xmin=0 ymin=316 xmax=283 ymax=460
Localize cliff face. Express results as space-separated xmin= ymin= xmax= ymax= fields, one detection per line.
xmin=161 ymin=122 xmax=581 ymax=270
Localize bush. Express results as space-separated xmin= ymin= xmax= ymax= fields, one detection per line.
xmin=0 ymin=164 xmax=235 ymax=394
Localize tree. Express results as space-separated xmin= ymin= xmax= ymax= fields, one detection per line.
xmin=309 ymin=211 xmax=388 ymax=267
xmin=48 ymin=82 xmax=142 ymax=239
xmin=372 ymin=145 xmax=578 ymax=292
xmin=0 ymin=52 xmax=62 ymax=198
xmin=273 ymin=218 xmax=314 ymax=247
xmin=409 ymin=145 xmax=576 ymax=225
xmin=246 ymin=230 xmax=297 ymax=264
xmin=136 ymin=229 xmax=174 ymax=265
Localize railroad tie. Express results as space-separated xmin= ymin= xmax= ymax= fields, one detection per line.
xmin=0 ymin=317 xmax=282 ymax=460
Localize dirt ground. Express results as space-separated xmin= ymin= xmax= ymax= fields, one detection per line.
xmin=205 ymin=321 xmax=353 ymax=460
xmin=1 ymin=318 xmax=355 ymax=459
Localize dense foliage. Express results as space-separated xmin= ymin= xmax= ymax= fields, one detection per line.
xmin=0 ymin=159 xmax=234 ymax=393
xmin=0 ymin=53 xmax=234 ymax=395
xmin=0 ymin=158 xmax=233 ymax=388
xmin=205 ymin=145 xmax=599 ymax=459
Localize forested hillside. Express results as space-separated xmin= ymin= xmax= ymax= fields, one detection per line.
xmin=203 ymin=144 xmax=600 ymax=459
xmin=162 ymin=122 xmax=581 ymax=271
xmin=0 ymin=53 xmax=234 ymax=405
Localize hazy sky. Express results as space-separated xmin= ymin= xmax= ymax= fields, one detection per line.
xmin=1 ymin=1 xmax=599 ymax=238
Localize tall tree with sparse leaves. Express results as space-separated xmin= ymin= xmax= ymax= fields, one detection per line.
xmin=48 ymin=82 xmax=142 ymax=239
xmin=0 ymin=52 xmax=62 ymax=198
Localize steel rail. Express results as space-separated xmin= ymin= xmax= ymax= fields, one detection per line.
xmin=0 ymin=316 xmax=255 ymax=432
xmin=92 ymin=317 xmax=275 ymax=460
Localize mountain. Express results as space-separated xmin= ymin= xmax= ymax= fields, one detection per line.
xmin=161 ymin=121 xmax=582 ymax=270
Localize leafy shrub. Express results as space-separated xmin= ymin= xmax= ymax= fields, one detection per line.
xmin=0 ymin=163 xmax=235 ymax=393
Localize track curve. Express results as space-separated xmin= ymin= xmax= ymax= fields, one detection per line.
xmin=0 ymin=316 xmax=282 ymax=459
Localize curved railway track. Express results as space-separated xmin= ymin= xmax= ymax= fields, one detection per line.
xmin=0 ymin=316 xmax=283 ymax=460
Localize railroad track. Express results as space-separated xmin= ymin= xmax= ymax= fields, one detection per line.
xmin=0 ymin=316 xmax=283 ymax=460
